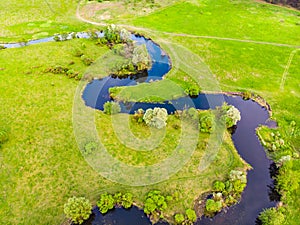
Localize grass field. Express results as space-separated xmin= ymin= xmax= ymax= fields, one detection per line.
xmin=0 ymin=0 xmax=93 ymax=42
xmin=1 ymin=0 xmax=300 ymax=224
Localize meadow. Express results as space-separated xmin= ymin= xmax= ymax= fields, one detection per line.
xmin=0 ymin=0 xmax=299 ymax=224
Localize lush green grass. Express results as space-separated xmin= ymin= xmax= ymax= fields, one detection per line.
xmin=0 ymin=39 xmax=110 ymax=224
xmin=109 ymin=79 xmax=187 ymax=102
xmin=0 ymin=0 xmax=93 ymax=42
xmin=131 ymin=0 xmax=300 ymax=45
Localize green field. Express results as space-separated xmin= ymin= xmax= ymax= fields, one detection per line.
xmin=0 ymin=0 xmax=300 ymax=224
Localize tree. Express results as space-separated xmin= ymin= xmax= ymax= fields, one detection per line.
xmin=64 ymin=196 xmax=92 ymax=224
xmin=258 ymin=208 xmax=285 ymax=225
xmin=205 ymin=199 xmax=222 ymax=213
xmin=143 ymin=107 xmax=168 ymax=129
xmin=199 ymin=111 xmax=215 ymax=133
xmin=122 ymin=193 xmax=133 ymax=208
xmin=220 ymin=103 xmax=241 ymax=128
xmin=132 ymin=44 xmax=151 ymax=71
xmin=185 ymin=85 xmax=200 ymax=96
xmin=144 ymin=190 xmax=168 ymax=215
xmin=174 ymin=213 xmax=185 ymax=224
xmin=103 ymin=101 xmax=121 ymax=115
xmin=104 ymin=24 xmax=121 ymax=44
xmin=97 ymin=193 xmax=115 ymax=214
xmin=185 ymin=208 xmax=197 ymax=223
xmin=213 ymin=181 xmax=225 ymax=192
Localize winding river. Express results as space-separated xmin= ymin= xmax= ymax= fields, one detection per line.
xmin=1 ymin=33 xmax=276 ymax=225
xmin=81 ymin=35 xmax=277 ymax=225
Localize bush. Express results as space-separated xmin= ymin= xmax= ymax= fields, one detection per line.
xmin=229 ymin=170 xmax=247 ymax=184
xmin=132 ymin=44 xmax=151 ymax=71
xmin=133 ymin=108 xmax=145 ymax=123
xmin=186 ymin=208 xmax=197 ymax=223
xmin=258 ymin=208 xmax=285 ymax=225
xmin=144 ymin=190 xmax=168 ymax=215
xmin=185 ymin=85 xmax=200 ymax=96
xmin=174 ymin=213 xmax=185 ymax=224
xmin=242 ymin=91 xmax=252 ymax=100
xmin=104 ymin=24 xmax=121 ymax=44
xmin=213 ymin=181 xmax=225 ymax=192
xmin=143 ymin=107 xmax=168 ymax=129
xmin=205 ymin=199 xmax=222 ymax=214
xmin=97 ymin=193 xmax=115 ymax=214
xmin=0 ymin=129 xmax=8 ymax=145
xmin=103 ymin=101 xmax=121 ymax=115
xmin=220 ymin=103 xmax=241 ymax=128
xmin=64 ymin=196 xmax=92 ymax=224
xmin=83 ymin=141 xmax=97 ymax=155
xmin=199 ymin=111 xmax=215 ymax=133
xmin=80 ymin=55 xmax=94 ymax=66
xmin=114 ymin=192 xmax=133 ymax=209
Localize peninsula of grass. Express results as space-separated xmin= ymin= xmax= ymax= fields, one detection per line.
xmin=0 ymin=0 xmax=299 ymax=225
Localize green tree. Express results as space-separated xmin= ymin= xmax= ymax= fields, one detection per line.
xmin=205 ymin=199 xmax=222 ymax=213
xmin=143 ymin=107 xmax=168 ymax=129
xmin=220 ymin=103 xmax=241 ymax=128
xmin=64 ymin=196 xmax=92 ymax=224
xmin=258 ymin=208 xmax=285 ymax=225
xmin=121 ymin=192 xmax=133 ymax=209
xmin=174 ymin=213 xmax=185 ymax=224
xmin=199 ymin=111 xmax=215 ymax=133
xmin=185 ymin=85 xmax=200 ymax=96
xmin=186 ymin=208 xmax=197 ymax=223
xmin=103 ymin=101 xmax=121 ymax=115
xmin=132 ymin=44 xmax=151 ymax=71
xmin=144 ymin=190 xmax=168 ymax=215
xmin=97 ymin=193 xmax=115 ymax=213
xmin=213 ymin=181 xmax=225 ymax=192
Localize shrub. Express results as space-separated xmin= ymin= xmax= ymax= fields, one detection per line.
xmin=220 ymin=103 xmax=241 ymax=128
xmin=103 ymin=101 xmax=121 ymax=115
xmin=80 ymin=55 xmax=94 ymax=66
xmin=143 ymin=107 xmax=168 ymax=129
xmin=242 ymin=91 xmax=252 ymax=100
xmin=132 ymin=44 xmax=151 ymax=71
xmin=144 ymin=190 xmax=168 ymax=215
xmin=133 ymin=108 xmax=145 ymax=123
xmin=185 ymin=85 xmax=200 ymax=96
xmin=258 ymin=208 xmax=285 ymax=225
xmin=114 ymin=192 xmax=133 ymax=209
xmin=186 ymin=208 xmax=197 ymax=223
xmin=83 ymin=141 xmax=97 ymax=155
xmin=213 ymin=181 xmax=225 ymax=192
xmin=199 ymin=111 xmax=215 ymax=133
xmin=229 ymin=170 xmax=247 ymax=183
xmin=205 ymin=199 xmax=222 ymax=214
xmin=120 ymin=28 xmax=132 ymax=43
xmin=64 ymin=196 xmax=92 ymax=224
xmin=0 ymin=129 xmax=8 ymax=145
xmin=104 ymin=24 xmax=121 ymax=44
xmin=174 ymin=213 xmax=185 ymax=224
xmin=97 ymin=193 xmax=115 ymax=214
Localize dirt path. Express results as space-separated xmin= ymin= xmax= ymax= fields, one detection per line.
xmin=280 ymin=49 xmax=299 ymax=91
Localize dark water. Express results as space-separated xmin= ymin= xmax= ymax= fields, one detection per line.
xmin=81 ymin=36 xmax=276 ymax=225
xmin=197 ymin=96 xmax=276 ymax=225
xmin=81 ymin=206 xmax=151 ymax=225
